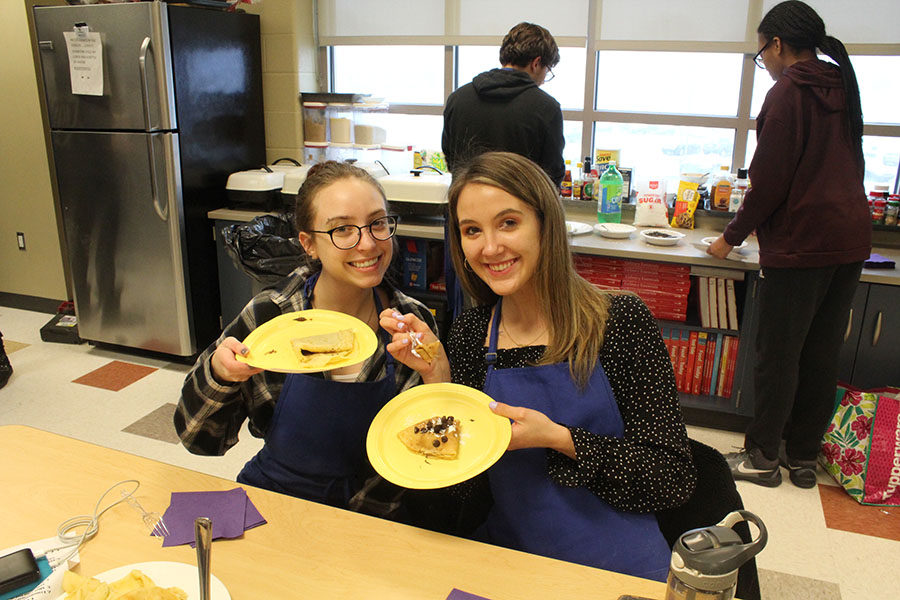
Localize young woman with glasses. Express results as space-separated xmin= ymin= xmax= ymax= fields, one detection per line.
xmin=176 ymin=161 xmax=437 ymax=515
xmin=707 ymin=1 xmax=871 ymax=489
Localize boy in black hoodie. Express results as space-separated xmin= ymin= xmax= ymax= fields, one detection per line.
xmin=442 ymin=22 xmax=564 ymax=186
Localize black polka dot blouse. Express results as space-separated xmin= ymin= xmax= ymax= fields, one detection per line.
xmin=447 ymin=293 xmax=697 ymax=514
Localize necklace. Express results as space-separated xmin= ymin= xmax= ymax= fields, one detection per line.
xmin=312 ymin=296 xmax=377 ymax=328
xmin=499 ymin=319 xmax=547 ymax=348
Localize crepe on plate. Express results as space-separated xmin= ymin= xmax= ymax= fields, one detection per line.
xmin=291 ymin=328 xmax=356 ymax=368
xmin=397 ymin=415 xmax=460 ymax=459
xmin=63 ymin=569 xmax=187 ymax=600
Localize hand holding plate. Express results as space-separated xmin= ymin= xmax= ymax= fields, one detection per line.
xmin=211 ymin=336 xmax=263 ymax=383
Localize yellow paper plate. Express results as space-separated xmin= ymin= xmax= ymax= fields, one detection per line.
xmin=235 ymin=309 xmax=378 ymax=373
xmin=366 ymin=383 xmax=511 ymax=489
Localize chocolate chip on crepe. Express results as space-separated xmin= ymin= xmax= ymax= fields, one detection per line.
xmin=397 ymin=416 xmax=460 ymax=459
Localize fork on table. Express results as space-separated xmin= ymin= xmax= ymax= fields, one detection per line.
xmin=121 ymin=489 xmax=170 ymax=537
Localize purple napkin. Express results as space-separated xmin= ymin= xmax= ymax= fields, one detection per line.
xmin=446 ymin=590 xmax=492 ymax=600
xmin=161 ymin=487 xmax=266 ymax=547
xmin=865 ymin=253 xmax=895 ymax=269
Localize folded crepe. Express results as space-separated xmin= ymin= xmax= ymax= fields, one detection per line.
xmin=291 ymin=328 xmax=355 ymax=368
xmin=413 ymin=339 xmax=441 ymax=364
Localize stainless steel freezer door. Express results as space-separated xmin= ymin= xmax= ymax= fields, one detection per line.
xmin=34 ymin=2 xmax=175 ymax=131
xmin=52 ymin=130 xmax=196 ymax=356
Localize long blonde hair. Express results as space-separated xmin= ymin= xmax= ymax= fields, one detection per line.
xmin=448 ymin=152 xmax=611 ymax=387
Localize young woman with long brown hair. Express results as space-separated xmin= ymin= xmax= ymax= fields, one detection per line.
xmin=383 ymin=151 xmax=695 ymax=580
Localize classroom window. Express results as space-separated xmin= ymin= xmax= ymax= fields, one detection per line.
xmin=332 ymin=46 xmax=445 ymax=105
xmin=593 ymin=122 xmax=735 ymax=188
xmin=595 ymin=51 xmax=744 ymax=117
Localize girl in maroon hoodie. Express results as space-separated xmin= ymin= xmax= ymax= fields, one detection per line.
xmin=708 ymin=1 xmax=871 ymax=489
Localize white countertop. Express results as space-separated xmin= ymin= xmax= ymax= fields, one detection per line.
xmin=209 ymin=207 xmax=900 ymax=286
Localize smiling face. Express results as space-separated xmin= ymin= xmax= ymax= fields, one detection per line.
xmin=456 ymin=183 xmax=542 ymax=299
xmin=298 ymin=177 xmax=392 ymax=291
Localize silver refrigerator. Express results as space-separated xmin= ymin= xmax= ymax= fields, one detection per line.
xmin=34 ymin=1 xmax=265 ymax=356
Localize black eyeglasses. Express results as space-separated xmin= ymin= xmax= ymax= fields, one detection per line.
xmin=310 ymin=215 xmax=399 ymax=250
xmin=754 ymin=40 xmax=772 ymax=69
xmin=545 ymin=67 xmax=555 ymax=82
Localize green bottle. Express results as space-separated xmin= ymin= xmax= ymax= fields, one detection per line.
xmin=597 ymin=161 xmax=624 ymax=224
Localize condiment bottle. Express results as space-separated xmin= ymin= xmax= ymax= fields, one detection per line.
xmin=885 ymin=196 xmax=899 ymax=227
xmin=582 ymin=158 xmax=595 ymax=201
xmin=710 ymin=166 xmax=734 ymax=211
xmin=728 ymin=168 xmax=748 ymax=212
xmin=872 ymin=198 xmax=887 ymax=225
xmin=561 ymin=160 xmax=573 ymax=199
xmin=573 ymin=162 xmax=584 ymax=200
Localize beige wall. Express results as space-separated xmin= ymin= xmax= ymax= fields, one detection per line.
xmin=0 ymin=0 xmax=318 ymax=303
xmin=248 ymin=0 xmax=320 ymax=163
xmin=0 ymin=1 xmax=67 ymax=302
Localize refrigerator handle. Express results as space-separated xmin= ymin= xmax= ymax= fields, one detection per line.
xmin=139 ymin=37 xmax=167 ymax=222
xmin=147 ymin=135 xmax=168 ymax=222
xmin=138 ymin=37 xmax=153 ymax=130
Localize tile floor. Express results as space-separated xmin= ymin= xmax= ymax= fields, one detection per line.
xmin=1 ymin=305 xmax=897 ymax=599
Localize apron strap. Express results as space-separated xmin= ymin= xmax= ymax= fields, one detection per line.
xmin=485 ymin=299 xmax=503 ymax=371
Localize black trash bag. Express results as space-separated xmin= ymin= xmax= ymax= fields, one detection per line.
xmin=221 ymin=214 xmax=305 ymax=286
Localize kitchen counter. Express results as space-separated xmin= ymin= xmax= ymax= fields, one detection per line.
xmin=208 ymin=207 xmax=900 ymax=285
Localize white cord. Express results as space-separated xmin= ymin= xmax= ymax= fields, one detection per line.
xmin=33 ymin=479 xmax=141 ymax=567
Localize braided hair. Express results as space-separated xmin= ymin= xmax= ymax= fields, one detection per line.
xmin=758 ymin=1 xmax=864 ymax=167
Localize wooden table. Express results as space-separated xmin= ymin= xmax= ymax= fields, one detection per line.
xmin=0 ymin=425 xmax=667 ymax=599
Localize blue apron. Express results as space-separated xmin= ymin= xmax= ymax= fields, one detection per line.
xmin=237 ymin=273 xmax=396 ymax=507
xmin=478 ymin=299 xmax=670 ymax=581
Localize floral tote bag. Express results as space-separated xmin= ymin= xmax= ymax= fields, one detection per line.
xmin=820 ymin=385 xmax=900 ymax=506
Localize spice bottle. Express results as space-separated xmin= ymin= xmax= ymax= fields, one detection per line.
xmin=872 ymin=198 xmax=887 ymax=225
xmin=885 ymin=195 xmax=899 ymax=227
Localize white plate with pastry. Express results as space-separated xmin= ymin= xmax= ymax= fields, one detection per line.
xmin=57 ymin=561 xmax=230 ymax=600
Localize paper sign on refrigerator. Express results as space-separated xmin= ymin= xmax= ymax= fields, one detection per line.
xmin=63 ymin=26 xmax=103 ymax=96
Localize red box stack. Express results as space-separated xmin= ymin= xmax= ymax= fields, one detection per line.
xmin=573 ymin=255 xmax=690 ymax=321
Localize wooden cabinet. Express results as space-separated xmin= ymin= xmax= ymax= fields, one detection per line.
xmin=837 ymin=283 xmax=868 ymax=384
xmin=840 ymin=282 xmax=900 ymax=389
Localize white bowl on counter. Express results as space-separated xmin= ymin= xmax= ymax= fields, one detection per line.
xmin=700 ymin=236 xmax=749 ymax=252
xmin=680 ymin=172 xmax=709 ymax=185
xmin=566 ymin=221 xmax=593 ymax=235
xmin=593 ymin=223 xmax=636 ymax=239
xmin=640 ymin=228 xmax=685 ymax=246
